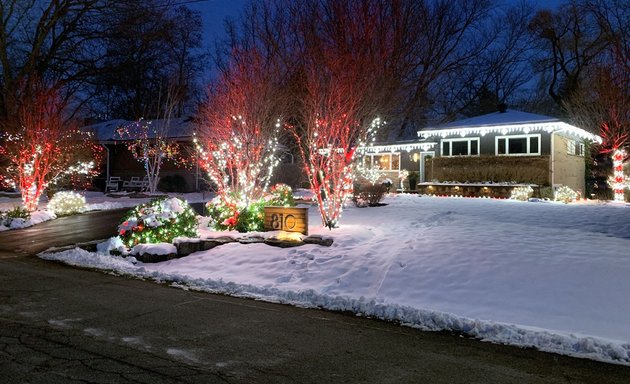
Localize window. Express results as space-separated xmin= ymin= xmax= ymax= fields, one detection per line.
xmin=495 ymin=134 xmax=541 ymax=156
xmin=363 ymin=153 xmax=401 ymax=171
xmin=567 ymin=140 xmax=585 ymax=156
xmin=441 ymin=138 xmax=480 ymax=157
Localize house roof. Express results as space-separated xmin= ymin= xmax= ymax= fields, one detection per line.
xmin=418 ymin=109 xmax=602 ymax=143
xmin=424 ymin=110 xmax=559 ymax=130
xmin=84 ymin=117 xmax=196 ymax=142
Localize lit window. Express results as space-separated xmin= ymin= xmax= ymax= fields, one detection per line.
xmin=495 ymin=134 xmax=541 ymax=156
xmin=364 ymin=153 xmax=401 ymax=171
xmin=441 ymin=138 xmax=480 ymax=157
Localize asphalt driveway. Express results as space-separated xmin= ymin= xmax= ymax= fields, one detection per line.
xmin=1 ymin=208 xmax=629 ymax=383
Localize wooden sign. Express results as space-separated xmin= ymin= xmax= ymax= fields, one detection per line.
xmin=264 ymin=207 xmax=308 ymax=235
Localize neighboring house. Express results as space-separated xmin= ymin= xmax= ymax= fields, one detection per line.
xmin=85 ymin=117 xmax=201 ymax=193
xmin=84 ymin=117 xmax=299 ymax=193
xmin=360 ymin=108 xmax=602 ymax=196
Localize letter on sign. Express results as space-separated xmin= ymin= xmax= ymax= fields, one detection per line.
xmin=264 ymin=207 xmax=308 ymax=235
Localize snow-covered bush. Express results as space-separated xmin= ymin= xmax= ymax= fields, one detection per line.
xmin=554 ymin=185 xmax=578 ymax=203
xmin=47 ymin=191 xmax=86 ymax=216
xmin=352 ymin=183 xmax=388 ymax=207
xmin=510 ymin=186 xmax=534 ymax=201
xmin=118 ymin=197 xmax=197 ymax=247
xmin=1 ymin=206 xmax=30 ymax=227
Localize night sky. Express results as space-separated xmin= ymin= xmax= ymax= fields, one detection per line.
xmin=188 ymin=0 xmax=564 ymax=48
xmin=187 ymin=0 xmax=248 ymax=46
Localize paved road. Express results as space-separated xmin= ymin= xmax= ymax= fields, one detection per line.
xmin=1 ymin=211 xmax=629 ymax=383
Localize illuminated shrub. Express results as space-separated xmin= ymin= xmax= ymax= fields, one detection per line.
xmin=206 ymin=194 xmax=266 ymax=232
xmin=118 ymin=197 xmax=197 ymax=247
xmin=206 ymin=185 xmax=298 ymax=232
xmin=267 ymin=183 xmax=296 ymax=207
xmin=510 ymin=186 xmax=533 ymax=201
xmin=47 ymin=191 xmax=86 ymax=215
xmin=554 ymin=185 xmax=578 ymax=203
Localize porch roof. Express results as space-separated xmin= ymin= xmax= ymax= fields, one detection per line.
xmin=84 ymin=117 xmax=196 ymax=142
xmin=362 ymin=139 xmax=437 ymax=153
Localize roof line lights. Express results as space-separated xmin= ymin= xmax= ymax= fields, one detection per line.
xmin=418 ymin=122 xmax=602 ymax=143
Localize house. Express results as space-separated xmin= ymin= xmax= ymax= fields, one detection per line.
xmin=359 ymin=108 xmax=602 ymax=197
xmin=85 ymin=117 xmax=201 ymax=193
xmin=85 ymin=117 xmax=300 ymax=193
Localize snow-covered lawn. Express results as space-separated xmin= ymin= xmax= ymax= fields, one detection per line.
xmin=41 ymin=195 xmax=630 ymax=365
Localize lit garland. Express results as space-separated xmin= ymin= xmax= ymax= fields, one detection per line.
xmin=610 ymin=149 xmax=627 ymax=202
xmin=118 ymin=197 xmax=198 ymax=248
xmin=47 ymin=191 xmax=86 ymax=215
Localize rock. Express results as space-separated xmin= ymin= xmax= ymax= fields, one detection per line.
xmin=201 ymin=236 xmax=235 ymax=251
xmin=134 ymin=252 xmax=178 ymax=263
xmin=238 ymin=235 xmax=265 ymax=244
xmin=264 ymin=238 xmax=305 ymax=248
xmin=176 ymin=241 xmax=201 ymax=257
xmin=303 ymin=235 xmax=334 ymax=247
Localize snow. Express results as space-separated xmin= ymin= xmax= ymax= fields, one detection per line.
xmin=0 ymin=191 xmax=210 ymax=231
xmin=39 ymin=194 xmax=630 ymax=365
xmin=131 ymin=243 xmax=177 ymax=256
xmin=426 ymin=109 xmax=559 ymax=130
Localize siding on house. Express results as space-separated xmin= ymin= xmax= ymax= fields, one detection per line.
xmin=552 ymin=134 xmax=586 ymax=194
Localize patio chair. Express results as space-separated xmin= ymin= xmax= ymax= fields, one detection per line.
xmin=123 ymin=176 xmax=141 ymax=190
xmin=106 ymin=177 xmax=121 ymax=192
xmin=140 ymin=176 xmax=152 ymax=192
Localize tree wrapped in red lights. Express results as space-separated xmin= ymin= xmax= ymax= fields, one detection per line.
xmin=195 ymin=46 xmax=285 ymax=207
xmin=288 ymin=0 xmax=400 ymax=228
xmin=0 ymin=84 xmax=102 ymax=211
xmin=565 ymin=33 xmax=630 ymax=201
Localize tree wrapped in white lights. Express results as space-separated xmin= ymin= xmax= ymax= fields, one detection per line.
xmin=116 ymin=88 xmax=182 ymax=194
xmin=195 ymin=47 xmax=284 ymax=207
xmin=0 ymin=84 xmax=102 ymax=211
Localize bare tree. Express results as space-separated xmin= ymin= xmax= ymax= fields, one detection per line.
xmin=0 ymin=0 xmax=103 ymax=119
xmin=441 ymin=1 xmax=537 ymax=118
xmin=92 ymin=0 xmax=204 ymax=119
xmin=528 ymin=0 xmax=611 ymax=110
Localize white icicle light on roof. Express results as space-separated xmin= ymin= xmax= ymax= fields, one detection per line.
xmin=418 ymin=122 xmax=602 ymax=143
xmin=362 ymin=142 xmax=436 ymax=153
